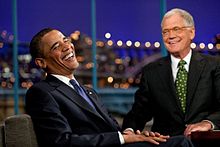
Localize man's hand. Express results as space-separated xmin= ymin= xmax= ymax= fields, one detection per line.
xmin=141 ymin=130 xmax=170 ymax=139
xmin=122 ymin=129 xmax=170 ymax=145
xmin=184 ymin=121 xmax=212 ymax=137
xmin=122 ymin=133 xmax=167 ymax=145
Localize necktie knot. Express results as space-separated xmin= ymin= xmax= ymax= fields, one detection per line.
xmin=69 ymin=79 xmax=84 ymax=95
xmin=69 ymin=79 xmax=78 ymax=87
xmin=69 ymin=79 xmax=95 ymax=109
xmin=178 ymin=60 xmax=187 ymax=69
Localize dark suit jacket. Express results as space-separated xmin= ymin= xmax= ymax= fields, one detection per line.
xmin=25 ymin=75 xmax=121 ymax=147
xmin=122 ymin=51 xmax=220 ymax=136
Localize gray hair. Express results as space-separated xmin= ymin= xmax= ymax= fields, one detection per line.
xmin=161 ymin=8 xmax=195 ymax=28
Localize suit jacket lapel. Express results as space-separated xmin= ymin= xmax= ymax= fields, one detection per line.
xmin=186 ymin=51 xmax=205 ymax=112
xmin=157 ymin=52 xmax=206 ymax=116
xmin=46 ymin=75 xmax=117 ymax=129
xmin=158 ymin=57 xmax=179 ymax=98
xmin=46 ymin=75 xmax=103 ymax=119
xmin=157 ymin=57 xmax=185 ymax=116
xmin=82 ymin=86 xmax=120 ymax=130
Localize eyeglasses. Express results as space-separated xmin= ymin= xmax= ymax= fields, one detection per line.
xmin=162 ymin=26 xmax=192 ymax=37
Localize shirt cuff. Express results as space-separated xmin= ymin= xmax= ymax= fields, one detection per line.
xmin=202 ymin=120 xmax=215 ymax=130
xmin=118 ymin=131 xmax=125 ymax=144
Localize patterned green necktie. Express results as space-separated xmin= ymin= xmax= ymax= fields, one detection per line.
xmin=175 ymin=60 xmax=187 ymax=113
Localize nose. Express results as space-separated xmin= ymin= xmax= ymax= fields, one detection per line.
xmin=167 ymin=30 xmax=177 ymax=38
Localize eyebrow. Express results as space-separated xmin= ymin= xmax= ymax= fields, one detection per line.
xmin=50 ymin=42 xmax=59 ymax=50
xmin=49 ymin=36 xmax=68 ymax=50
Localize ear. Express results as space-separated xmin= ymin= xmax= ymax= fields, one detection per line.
xmin=190 ymin=27 xmax=195 ymax=40
xmin=35 ymin=58 xmax=47 ymax=69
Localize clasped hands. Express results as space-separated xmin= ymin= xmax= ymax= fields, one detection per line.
xmin=122 ymin=129 xmax=170 ymax=145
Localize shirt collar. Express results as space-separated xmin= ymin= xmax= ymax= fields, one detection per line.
xmin=171 ymin=49 xmax=192 ymax=69
xmin=51 ymin=74 xmax=77 ymax=86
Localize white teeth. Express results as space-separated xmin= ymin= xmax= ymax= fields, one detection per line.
xmin=64 ymin=52 xmax=74 ymax=60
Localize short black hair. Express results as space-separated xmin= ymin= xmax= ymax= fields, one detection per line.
xmin=29 ymin=28 xmax=54 ymax=60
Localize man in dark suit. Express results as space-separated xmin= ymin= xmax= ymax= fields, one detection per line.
xmin=122 ymin=8 xmax=220 ymax=138
xmin=25 ymin=28 xmax=194 ymax=147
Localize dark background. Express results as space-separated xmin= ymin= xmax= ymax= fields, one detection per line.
xmin=1 ymin=0 xmax=220 ymax=44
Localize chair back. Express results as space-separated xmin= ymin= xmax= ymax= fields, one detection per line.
xmin=4 ymin=114 xmax=38 ymax=147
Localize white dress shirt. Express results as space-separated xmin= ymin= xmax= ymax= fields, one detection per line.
xmin=170 ymin=49 xmax=192 ymax=82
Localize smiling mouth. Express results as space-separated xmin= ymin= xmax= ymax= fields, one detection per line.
xmin=169 ymin=41 xmax=178 ymax=44
xmin=63 ymin=52 xmax=74 ymax=60
xmin=168 ymin=38 xmax=181 ymax=44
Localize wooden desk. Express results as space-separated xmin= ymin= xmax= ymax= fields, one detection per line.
xmin=190 ymin=131 xmax=220 ymax=147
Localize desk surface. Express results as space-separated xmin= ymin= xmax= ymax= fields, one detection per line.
xmin=191 ymin=130 xmax=220 ymax=140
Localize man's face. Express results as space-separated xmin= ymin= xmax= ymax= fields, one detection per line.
xmin=38 ymin=30 xmax=79 ymax=76
xmin=162 ymin=14 xmax=195 ymax=58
